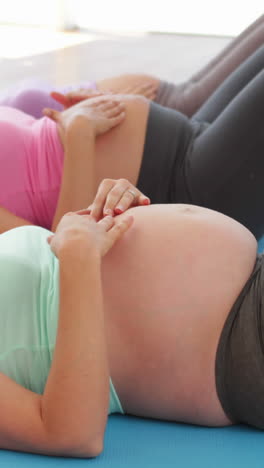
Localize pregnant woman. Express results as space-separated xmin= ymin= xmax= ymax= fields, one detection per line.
xmin=0 ymin=182 xmax=260 ymax=457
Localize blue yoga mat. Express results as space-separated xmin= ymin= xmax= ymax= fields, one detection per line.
xmin=1 ymin=238 xmax=264 ymax=466
xmin=1 ymin=415 xmax=264 ymax=467
xmin=258 ymin=235 xmax=264 ymax=253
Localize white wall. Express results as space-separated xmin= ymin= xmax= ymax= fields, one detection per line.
xmin=0 ymin=0 xmax=70 ymax=28
xmin=0 ymin=0 xmax=263 ymax=36
xmin=68 ymin=0 xmax=263 ymax=36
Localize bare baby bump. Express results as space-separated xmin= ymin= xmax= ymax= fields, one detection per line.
xmin=103 ymin=204 xmax=257 ymax=318
xmin=102 ymin=204 xmax=257 ymax=424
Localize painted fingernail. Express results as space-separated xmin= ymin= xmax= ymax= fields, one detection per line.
xmin=115 ymin=207 xmax=123 ymax=215
xmin=143 ymin=198 xmax=150 ymax=205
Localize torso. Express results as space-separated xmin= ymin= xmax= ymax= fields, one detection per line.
xmin=0 ymin=107 xmax=63 ymax=229
xmin=101 ymin=204 xmax=257 ymax=426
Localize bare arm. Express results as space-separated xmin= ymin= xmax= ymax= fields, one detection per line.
xmin=0 ymin=238 xmax=107 ymax=457
xmin=44 ymin=97 xmax=126 ymax=231
xmin=0 ymin=206 xmax=32 ymax=234
xmin=51 ymin=121 xmax=96 ymax=231
xmin=0 ymin=211 xmax=133 ymax=457
xmin=42 ymin=212 xmax=133 ymax=456
xmin=41 ymin=237 xmax=109 ymax=456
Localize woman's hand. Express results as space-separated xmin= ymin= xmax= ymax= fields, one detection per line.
xmin=47 ymin=210 xmax=133 ymax=258
xmin=50 ymin=88 xmax=106 ymax=109
xmin=43 ymin=95 xmax=126 ymax=138
xmin=50 ymin=81 xmax=157 ymax=108
xmin=77 ymin=178 xmax=150 ymax=220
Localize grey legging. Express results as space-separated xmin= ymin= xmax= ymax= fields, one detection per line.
xmin=155 ymin=14 xmax=264 ymax=115
xmin=188 ymin=43 xmax=264 ymax=238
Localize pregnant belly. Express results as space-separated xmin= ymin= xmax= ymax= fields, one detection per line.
xmin=102 ymin=204 xmax=257 ymax=425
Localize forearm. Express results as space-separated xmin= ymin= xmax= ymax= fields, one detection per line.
xmin=41 ymin=240 xmax=109 ymax=455
xmin=0 ymin=206 xmax=32 ymax=234
xmin=52 ymin=122 xmax=96 ymax=231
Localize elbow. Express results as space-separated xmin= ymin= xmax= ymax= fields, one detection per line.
xmin=63 ymin=437 xmax=104 ymax=458
xmin=87 ymin=439 xmax=104 ymax=458
xmin=75 ymin=438 xmax=104 ymax=458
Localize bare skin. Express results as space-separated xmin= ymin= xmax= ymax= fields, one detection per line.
xmin=97 ymin=73 xmax=160 ymax=97
xmin=92 ymin=95 xmax=150 ymax=190
xmin=100 ymin=203 xmax=257 ymax=427
xmin=46 ymin=94 xmax=151 ymax=197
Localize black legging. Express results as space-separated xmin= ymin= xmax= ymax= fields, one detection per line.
xmin=188 ymin=44 xmax=264 ymax=239
xmin=138 ymin=44 xmax=264 ymax=238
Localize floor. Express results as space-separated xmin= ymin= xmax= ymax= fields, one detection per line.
xmin=0 ymin=27 xmax=231 ymax=92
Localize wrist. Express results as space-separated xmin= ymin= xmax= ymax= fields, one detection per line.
xmin=57 ymin=234 xmax=100 ymax=263
xmin=65 ymin=116 xmax=95 ymax=141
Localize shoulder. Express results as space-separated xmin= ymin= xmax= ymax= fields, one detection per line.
xmin=0 ymin=225 xmax=55 ymax=271
xmin=1 ymin=224 xmax=51 ymax=247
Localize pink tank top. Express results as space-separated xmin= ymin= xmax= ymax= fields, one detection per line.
xmin=0 ymin=107 xmax=63 ymax=229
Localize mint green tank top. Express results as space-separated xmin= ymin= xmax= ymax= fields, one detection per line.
xmin=0 ymin=225 xmax=123 ymax=414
